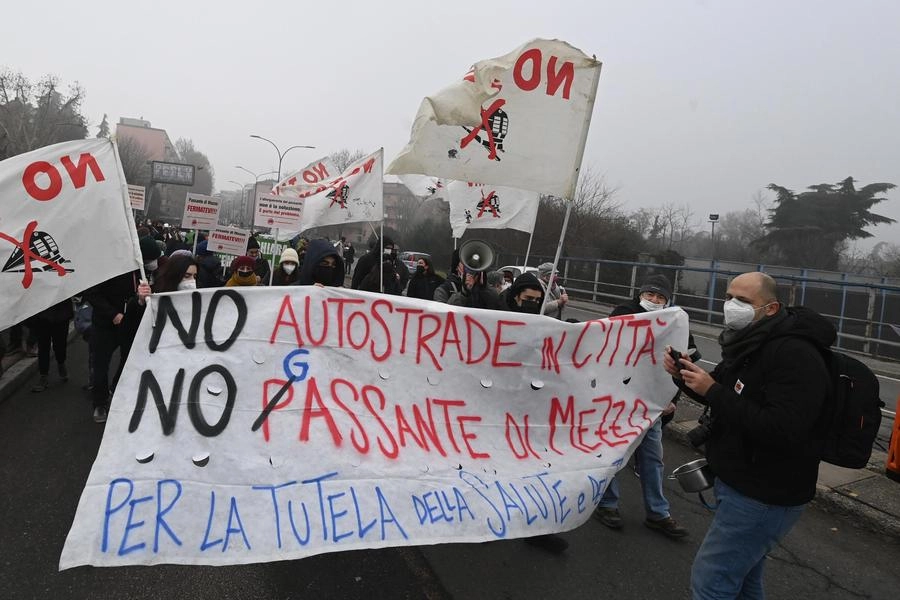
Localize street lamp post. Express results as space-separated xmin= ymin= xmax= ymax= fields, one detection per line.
xmin=249 ymin=134 xmax=315 ymax=182
xmin=234 ymin=167 xmax=278 ymax=230
xmin=708 ymin=213 xmax=720 ymax=260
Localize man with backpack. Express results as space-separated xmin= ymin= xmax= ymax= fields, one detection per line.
xmin=664 ymin=271 xmax=835 ymax=599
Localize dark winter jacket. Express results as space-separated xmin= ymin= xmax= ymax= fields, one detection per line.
xmin=83 ymin=271 xmax=139 ymax=330
xmin=407 ymin=271 xmax=445 ymax=301
xmin=272 ymin=266 xmax=302 ymax=286
xmin=27 ymin=299 xmax=75 ymax=324
xmin=298 ymin=239 xmax=345 ymax=286
xmin=677 ymin=306 xmax=835 ymax=506
xmin=196 ymin=254 xmax=225 ymax=289
xmin=351 ymin=250 xmax=381 ymax=290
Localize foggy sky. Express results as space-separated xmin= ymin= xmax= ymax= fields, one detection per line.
xmin=3 ymin=0 xmax=898 ymax=250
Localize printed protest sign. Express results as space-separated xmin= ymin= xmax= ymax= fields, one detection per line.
xmin=208 ymin=228 xmax=251 ymax=257
xmin=182 ymin=193 xmax=220 ymax=230
xmin=61 ymin=289 xmax=688 ymax=568
xmin=388 ymin=39 xmax=602 ymax=199
xmin=254 ymin=194 xmax=304 ymax=230
xmin=127 ymin=185 xmax=146 ymax=211
xmin=0 ymin=139 xmax=142 ymax=331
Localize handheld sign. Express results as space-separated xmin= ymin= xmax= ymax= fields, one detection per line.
xmin=182 ymin=193 xmax=220 ymax=231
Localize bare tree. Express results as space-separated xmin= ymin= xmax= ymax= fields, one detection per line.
xmin=0 ymin=70 xmax=87 ymax=160
xmin=115 ymin=135 xmax=152 ymax=184
xmin=329 ymin=148 xmax=367 ymax=172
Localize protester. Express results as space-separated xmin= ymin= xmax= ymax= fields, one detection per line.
xmin=433 ymin=249 xmax=464 ymax=303
xmin=498 ymin=271 xmax=568 ymax=554
xmin=225 ymin=256 xmax=260 ymax=287
xmin=272 ymin=248 xmax=302 ymax=286
xmin=138 ymin=228 xmax=162 ymax=285
xmin=500 ymin=269 xmax=515 ymax=292
xmin=83 ymin=271 xmax=143 ymax=423
xmin=246 ymin=237 xmax=271 ymax=285
xmin=593 ymin=274 xmax=691 ymax=538
xmin=486 ymin=270 xmax=505 ymax=294
xmin=297 ymin=239 xmax=345 ymax=286
xmin=195 ymin=240 xmax=225 ymax=288
xmin=358 ymin=254 xmax=403 ymax=294
xmin=344 ymin=242 xmax=355 ymax=274
xmin=406 ymin=256 xmax=444 ymax=301
xmin=352 ymin=234 xmax=393 ymax=290
xmin=27 ymin=299 xmax=74 ymax=393
xmin=663 ymin=271 xmax=834 ymax=598
xmin=150 ymin=255 xmax=198 ymax=293
xmin=537 ymin=262 xmax=568 ymax=319
xmin=448 ymin=269 xmax=503 ymax=310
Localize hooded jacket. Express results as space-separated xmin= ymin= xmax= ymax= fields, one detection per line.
xmin=500 ymin=272 xmax=545 ymax=311
xmin=298 ymin=239 xmax=345 ymax=286
xmin=678 ymin=306 xmax=835 ymax=506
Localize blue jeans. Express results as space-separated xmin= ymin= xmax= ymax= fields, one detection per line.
xmin=691 ymin=479 xmax=805 ymax=600
xmin=599 ymin=419 xmax=670 ymax=519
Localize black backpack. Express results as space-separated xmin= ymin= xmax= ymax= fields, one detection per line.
xmin=816 ymin=351 xmax=884 ymax=469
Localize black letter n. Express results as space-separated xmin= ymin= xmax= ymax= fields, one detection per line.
xmin=128 ymin=369 xmax=186 ymax=435
xmin=148 ymin=292 xmax=202 ymax=353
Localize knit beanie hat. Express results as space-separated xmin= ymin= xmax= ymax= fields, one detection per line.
xmin=639 ymin=274 xmax=672 ymax=302
xmin=280 ymin=248 xmax=299 ymax=264
xmin=231 ymin=255 xmax=256 ymax=271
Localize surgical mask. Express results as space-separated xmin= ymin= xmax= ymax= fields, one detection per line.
xmin=313 ymin=265 xmax=334 ymax=285
xmin=145 ymin=259 xmax=158 ymax=272
xmin=282 ymin=263 xmax=296 ymax=275
xmin=723 ymin=298 xmax=771 ymax=330
xmin=178 ymin=279 xmax=197 ymax=291
xmin=501 ymin=282 xmax=511 ymax=292
xmin=639 ymin=298 xmax=666 ymax=312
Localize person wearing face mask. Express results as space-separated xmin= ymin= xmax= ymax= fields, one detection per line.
xmin=536 ymin=262 xmax=568 ymax=319
xmin=246 ymin=236 xmax=271 ymax=286
xmin=352 ymin=234 xmax=393 ymax=290
xmin=663 ymin=272 xmax=835 ymax=599
xmin=195 ymin=240 xmax=225 ymax=289
xmin=406 ymin=256 xmax=444 ymax=300
xmin=139 ymin=230 xmax=161 ymax=286
xmin=496 ymin=270 xmax=568 ymax=555
xmin=297 ymin=238 xmax=345 ymax=287
xmin=226 ymin=256 xmax=261 ymax=287
xmin=272 ymin=248 xmax=301 ymax=286
xmin=593 ymin=274 xmax=691 ymax=538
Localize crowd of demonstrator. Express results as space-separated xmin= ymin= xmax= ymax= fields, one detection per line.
xmin=1 ymin=219 xmax=836 ymax=598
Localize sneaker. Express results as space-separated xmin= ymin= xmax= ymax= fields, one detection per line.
xmin=644 ymin=516 xmax=688 ymax=538
xmin=58 ymin=363 xmax=69 ymax=382
xmin=92 ymin=406 xmax=108 ymax=423
xmin=524 ymin=534 xmax=568 ymax=554
xmin=31 ymin=375 xmax=49 ymax=393
xmin=593 ymin=507 xmax=623 ymax=529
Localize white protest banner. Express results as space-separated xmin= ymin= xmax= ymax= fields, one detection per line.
xmin=60 ymin=288 xmax=688 ymax=568
xmin=254 ymin=193 xmax=304 ymax=230
xmin=388 ymin=38 xmax=602 ymax=199
xmin=208 ymin=227 xmax=251 ymax=257
xmin=181 ymin=193 xmax=220 ymax=230
xmin=127 ymin=184 xmax=146 ymax=211
xmin=271 ymin=156 xmax=339 ymax=196
xmin=0 ymin=139 xmax=142 ymax=331
xmin=447 ymin=180 xmax=539 ymax=238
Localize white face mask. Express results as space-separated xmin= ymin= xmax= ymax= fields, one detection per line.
xmin=639 ymin=298 xmax=666 ymax=312
xmin=723 ymin=298 xmax=771 ymax=330
xmin=177 ymin=279 xmax=197 ymax=291
xmin=500 ymin=282 xmax=511 ymax=292
xmin=145 ymin=259 xmax=158 ymax=272
xmin=282 ymin=263 xmax=296 ymax=275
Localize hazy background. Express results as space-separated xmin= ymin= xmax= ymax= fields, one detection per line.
xmin=2 ymin=0 xmax=897 ymax=249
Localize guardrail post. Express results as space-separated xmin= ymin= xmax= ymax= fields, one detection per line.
xmin=864 ymin=284 xmax=877 ymax=355
xmin=876 ymin=277 xmax=887 ymax=357
xmin=630 ymin=264 xmax=638 ymax=298
xmin=800 ymin=268 xmax=808 ymax=304
xmin=837 ymin=272 xmax=848 ymax=349
xmin=592 ymin=261 xmax=600 ymax=302
xmin=706 ymin=260 xmax=717 ymax=323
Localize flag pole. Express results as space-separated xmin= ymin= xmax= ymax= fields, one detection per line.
xmin=522 ymin=228 xmax=535 ymax=267
xmin=540 ymin=60 xmax=602 ymax=317
xmin=379 ymin=220 xmax=384 ymax=293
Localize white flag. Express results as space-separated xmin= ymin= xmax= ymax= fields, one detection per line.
xmin=0 ymin=139 xmax=142 ymax=331
xmin=447 ymin=181 xmax=539 ymax=238
xmin=387 ymin=38 xmax=601 ymax=199
xmin=271 ymin=156 xmax=340 ymax=196
xmin=291 ymin=148 xmax=383 ymax=233
xmin=398 ymin=174 xmax=446 ymax=198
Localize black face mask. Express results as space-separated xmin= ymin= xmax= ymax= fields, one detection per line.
xmin=517 ymin=298 xmax=543 ymax=314
xmin=312 ymin=265 xmax=334 ymax=285
xmin=415 ymin=265 xmax=425 ymax=274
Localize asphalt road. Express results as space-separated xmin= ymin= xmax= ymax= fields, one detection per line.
xmin=2 ymin=338 xmax=899 ymax=600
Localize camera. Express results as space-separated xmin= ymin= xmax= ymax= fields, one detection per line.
xmin=687 ymin=410 xmax=713 ymax=448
